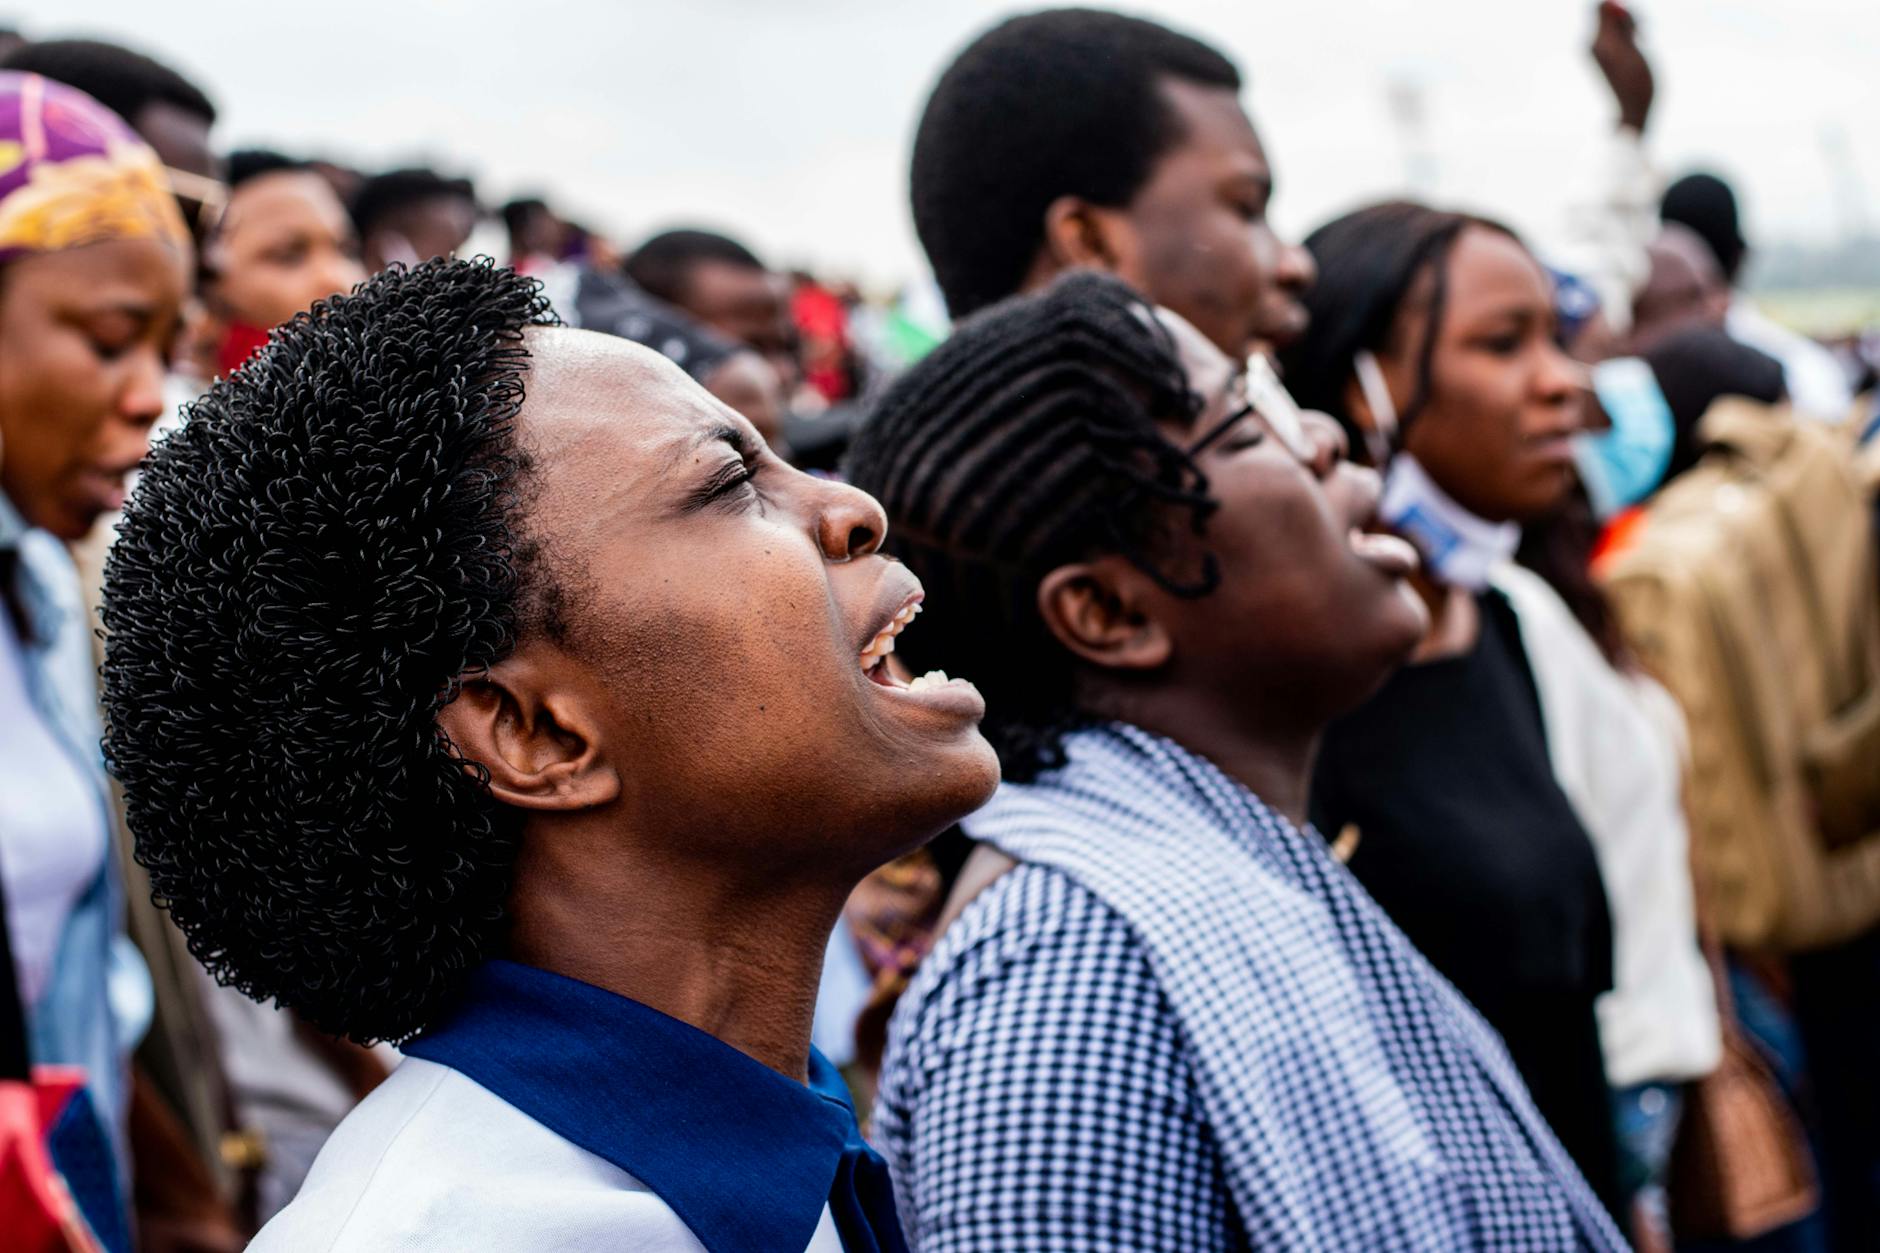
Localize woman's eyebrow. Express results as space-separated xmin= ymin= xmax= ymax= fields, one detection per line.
xmin=665 ymin=422 xmax=748 ymax=474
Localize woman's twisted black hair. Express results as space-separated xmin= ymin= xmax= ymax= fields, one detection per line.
xmin=101 ymin=257 xmax=556 ymax=1045
xmin=845 ymin=271 xmax=1215 ymax=782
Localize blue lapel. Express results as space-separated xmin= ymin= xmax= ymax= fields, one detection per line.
xmin=406 ymin=960 xmax=905 ymax=1253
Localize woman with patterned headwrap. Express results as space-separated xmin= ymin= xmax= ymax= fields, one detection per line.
xmin=0 ymin=69 xmax=191 ymax=1246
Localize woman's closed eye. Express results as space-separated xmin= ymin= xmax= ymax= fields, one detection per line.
xmin=1189 ymin=404 xmax=1266 ymax=457
xmin=685 ymin=454 xmax=763 ymax=514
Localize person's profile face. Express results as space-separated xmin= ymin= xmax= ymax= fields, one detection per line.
xmin=0 ymin=238 xmax=190 ymax=539
xmin=1144 ymin=312 xmax=1426 ymax=714
xmin=208 ymin=171 xmax=366 ymax=328
xmin=505 ymin=329 xmax=998 ymax=870
xmin=1118 ymin=79 xmax=1316 ymax=361
xmin=1392 ymin=227 xmax=1585 ymax=523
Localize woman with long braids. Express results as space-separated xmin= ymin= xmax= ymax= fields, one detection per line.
xmin=101 ymin=257 xmax=999 ymax=1251
xmin=850 ymin=271 xmax=1624 ymax=1252
xmin=1279 ymin=201 xmax=1625 ymax=1219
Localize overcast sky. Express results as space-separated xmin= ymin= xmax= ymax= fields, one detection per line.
xmin=28 ymin=0 xmax=1880 ymax=287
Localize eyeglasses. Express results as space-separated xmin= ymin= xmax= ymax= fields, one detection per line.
xmin=1187 ymin=353 xmax=1318 ymax=465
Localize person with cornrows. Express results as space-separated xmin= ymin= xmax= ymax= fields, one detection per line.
xmin=850 ymin=270 xmax=1625 ymax=1252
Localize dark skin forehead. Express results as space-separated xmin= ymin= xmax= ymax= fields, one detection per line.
xmin=1150 ymin=79 xmax=1271 ymax=203
xmin=516 ymin=327 xmax=751 ymax=561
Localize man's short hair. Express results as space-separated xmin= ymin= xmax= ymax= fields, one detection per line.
xmin=102 ymin=260 xmax=558 ymax=1045
xmin=224 ymin=148 xmax=305 ymax=190
xmin=624 ymin=228 xmax=767 ymax=307
xmin=500 ymin=197 xmax=552 ymax=236
xmin=1661 ymin=172 xmax=1747 ymax=285
xmin=1 ymin=37 xmax=215 ymax=126
xmin=351 ymin=166 xmax=478 ymax=238
xmin=910 ymin=8 xmax=1239 ymax=319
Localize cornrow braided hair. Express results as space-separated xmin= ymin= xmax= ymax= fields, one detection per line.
xmin=845 ymin=270 xmax=1218 ymax=782
xmin=102 ymin=258 xmax=558 ymax=1045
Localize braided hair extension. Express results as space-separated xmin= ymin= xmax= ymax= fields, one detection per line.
xmin=845 ymin=271 xmax=1218 ymax=782
xmin=101 ymin=258 xmax=557 ymax=1045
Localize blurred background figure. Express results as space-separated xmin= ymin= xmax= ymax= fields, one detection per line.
xmin=349 ymin=166 xmax=479 ymax=273
xmin=500 ymin=195 xmax=567 ymax=276
xmin=625 ymin=228 xmax=796 ymax=384
xmin=1661 ymin=171 xmax=1857 ymax=421
xmin=1 ymin=37 xmax=222 ymax=240
xmin=192 ymin=150 xmax=365 ymax=380
xmin=0 ymin=69 xmax=196 ymax=1250
xmin=1627 ymin=223 xmax=1731 ymax=354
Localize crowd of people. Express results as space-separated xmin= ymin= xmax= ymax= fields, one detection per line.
xmin=1 ymin=5 xmax=1876 ymax=1252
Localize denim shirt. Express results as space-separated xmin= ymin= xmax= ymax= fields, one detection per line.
xmin=0 ymin=489 xmax=148 ymax=1193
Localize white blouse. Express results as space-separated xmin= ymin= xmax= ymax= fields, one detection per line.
xmin=254 ymin=1057 xmax=845 ymax=1251
xmin=1494 ymin=563 xmax=1722 ymax=1087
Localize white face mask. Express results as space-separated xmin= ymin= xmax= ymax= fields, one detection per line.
xmin=1353 ymin=349 xmax=1520 ymax=591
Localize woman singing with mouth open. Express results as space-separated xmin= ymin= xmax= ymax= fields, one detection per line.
xmin=100 ymin=258 xmax=999 ymax=1252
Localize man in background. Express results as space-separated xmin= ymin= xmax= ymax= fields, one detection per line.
xmin=350 ymin=167 xmax=479 ymax=273
xmin=1662 ymin=171 xmax=1854 ymax=421
xmin=907 ymin=7 xmax=1315 ymax=360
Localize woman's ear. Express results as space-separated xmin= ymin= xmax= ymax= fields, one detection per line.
xmin=1041 ymin=195 xmax=1142 ymax=279
xmin=1036 ymin=557 xmax=1172 ymax=673
xmin=435 ymin=647 xmax=621 ymax=812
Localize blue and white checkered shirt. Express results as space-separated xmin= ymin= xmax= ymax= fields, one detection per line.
xmin=875 ymin=724 xmax=1625 ymax=1252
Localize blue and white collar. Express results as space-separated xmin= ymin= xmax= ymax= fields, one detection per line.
xmin=407 ymin=960 xmax=904 ymax=1253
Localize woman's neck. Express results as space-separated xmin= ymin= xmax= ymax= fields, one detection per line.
xmin=1121 ymin=691 xmax=1321 ymax=828
xmin=505 ymin=827 xmax=846 ymax=1084
xmin=1407 ymin=568 xmax=1481 ymax=662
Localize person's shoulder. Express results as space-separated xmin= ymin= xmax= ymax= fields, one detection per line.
xmin=920 ymin=861 xmax=1140 ymax=994
xmin=886 ymin=861 xmax=1160 ymax=1063
xmin=251 ymin=1057 xmax=706 ymax=1252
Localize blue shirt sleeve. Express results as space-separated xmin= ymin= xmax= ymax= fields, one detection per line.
xmin=875 ymin=863 xmax=1238 ymax=1252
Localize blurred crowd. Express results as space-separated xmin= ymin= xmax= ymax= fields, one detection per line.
xmin=0 ymin=4 xmax=1877 ymax=1252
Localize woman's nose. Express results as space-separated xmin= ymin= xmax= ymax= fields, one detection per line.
xmin=816 ymin=478 xmax=888 ymax=562
xmin=119 ymin=345 xmax=168 ymax=425
xmin=1302 ymin=410 xmax=1346 ymax=480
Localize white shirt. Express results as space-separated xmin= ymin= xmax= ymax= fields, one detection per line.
xmin=1728 ymin=301 xmax=1855 ymax=423
xmin=254 ymin=1057 xmax=844 ymax=1252
xmin=1495 ymin=565 xmax=1722 ymax=1087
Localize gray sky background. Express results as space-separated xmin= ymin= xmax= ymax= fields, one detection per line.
xmin=25 ymin=0 xmax=1880 ymax=288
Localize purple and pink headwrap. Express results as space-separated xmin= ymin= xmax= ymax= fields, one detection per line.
xmin=0 ymin=70 xmax=189 ymax=264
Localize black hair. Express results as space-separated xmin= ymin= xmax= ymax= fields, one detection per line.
xmin=910 ymin=8 xmax=1240 ymax=321
xmin=844 ymin=270 xmax=1215 ymax=782
xmin=350 ymin=166 xmax=478 ymax=238
xmin=1643 ymin=324 xmax=1785 ymax=483
xmin=625 ymin=228 xmax=767 ymax=306
xmin=500 ymin=197 xmax=551 ymax=236
xmin=1 ymin=37 xmax=216 ymax=127
xmin=224 ymin=148 xmax=305 ymax=190
xmin=1661 ymin=172 xmax=1746 ymax=285
xmin=101 ymin=259 xmax=558 ymax=1045
xmin=1278 ymin=200 xmax=1517 ymax=461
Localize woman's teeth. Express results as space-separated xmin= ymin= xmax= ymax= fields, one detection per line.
xmin=906 ymin=670 xmax=951 ymax=691
xmin=860 ymin=600 xmax=922 ymax=670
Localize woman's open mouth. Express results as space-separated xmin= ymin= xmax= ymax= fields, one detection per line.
xmin=858 ymin=591 xmax=985 ymax=718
